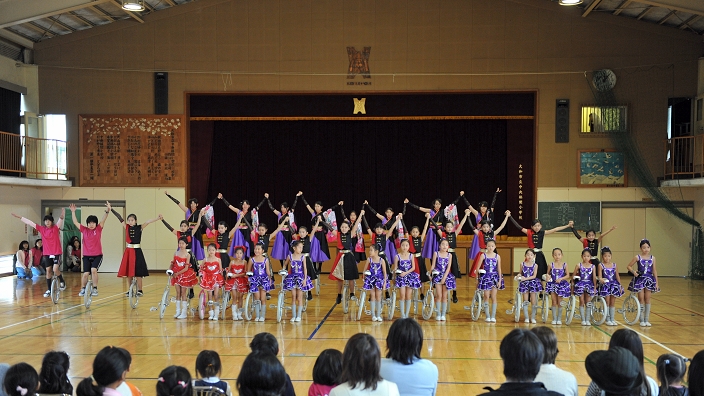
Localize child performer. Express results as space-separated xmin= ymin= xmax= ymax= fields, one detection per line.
xmin=201 ymin=244 xmax=225 ymax=320
xmin=163 ymin=191 xmax=212 ymax=265
xmin=572 ymin=225 xmax=617 ymax=266
xmin=294 ymin=216 xmax=325 ymax=301
xmin=364 ymin=200 xmax=402 ymax=243
xmin=283 ymin=240 xmax=314 ymax=322
xmin=300 ymin=192 xmax=335 ymax=274
xmin=405 ymin=192 xmax=464 ymax=262
xmin=545 ymin=248 xmax=571 ymax=324
xmin=12 ymin=210 xmax=66 ymax=297
xmin=469 ymin=211 xmax=511 ymax=278
xmin=219 ymin=193 xmax=267 ymax=258
xmin=169 ymin=236 xmax=197 ymax=319
xmin=265 ymin=192 xmax=299 ymax=270
xmin=248 ymin=242 xmax=274 ymax=321
xmin=363 ymin=243 xmax=389 ymax=322
xmin=598 ymin=246 xmax=624 ymax=326
xmin=329 ymin=210 xmax=365 ymax=304
xmin=509 ymin=216 xmax=574 ymax=280
xmin=112 ymin=210 xmax=161 ymax=296
xmin=467 ymin=188 xmax=501 ymax=260
xmin=573 ymin=248 xmax=597 ymax=326
xmin=393 ymin=239 xmax=422 ymax=318
xmin=224 ymin=246 xmax=248 ymax=321
xmin=517 ymin=249 xmax=542 ymax=323
xmin=429 ymin=238 xmax=457 ymax=321
xmin=475 ymin=239 xmax=504 ymax=323
xmin=626 ymin=239 xmax=659 ymax=327
xmin=439 ymin=209 xmax=471 ymax=303
xmin=160 ymin=209 xmax=207 ymax=276
xmin=340 ymin=203 xmax=366 ymax=264
xmin=251 ymin=219 xmax=288 ymax=300
xmin=365 ymin=214 xmax=401 ymax=298
xmin=69 ymin=202 xmax=110 ymax=297
xmin=407 ymin=213 xmax=431 ymax=294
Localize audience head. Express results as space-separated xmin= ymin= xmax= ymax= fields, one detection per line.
xmin=609 ymin=329 xmax=644 ymax=367
xmin=688 ymin=350 xmax=704 ymax=396
xmin=312 ymin=349 xmax=342 ymax=387
xmin=236 ymin=351 xmax=286 ymax=396
xmin=39 ymin=351 xmax=73 ymax=394
xmin=386 ymin=318 xmax=423 ymax=365
xmin=156 ymin=366 xmax=191 ymax=396
xmin=499 ymin=328 xmax=544 ymax=382
xmin=656 ymin=354 xmax=687 ymax=393
xmin=0 ymin=364 xmax=10 ymax=396
xmin=586 ymin=347 xmax=642 ymax=396
xmin=340 ymin=333 xmax=382 ymax=391
xmin=77 ymin=346 xmax=131 ymax=396
xmin=195 ymin=350 xmax=222 ymax=379
xmin=530 ymin=326 xmax=559 ymax=365
xmin=3 ymin=363 xmax=38 ymax=396
xmin=250 ymin=332 xmax=279 ymax=356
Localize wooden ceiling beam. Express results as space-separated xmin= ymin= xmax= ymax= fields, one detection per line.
xmin=109 ymin=0 xmax=145 ymax=23
xmin=582 ymin=0 xmax=603 ymax=17
xmin=613 ymin=0 xmax=633 ymax=15
xmin=657 ymin=9 xmax=676 ymax=24
xmin=636 ymin=5 xmax=653 ymax=19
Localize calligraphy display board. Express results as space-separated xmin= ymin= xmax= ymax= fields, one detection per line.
xmin=79 ymin=115 xmax=185 ymax=186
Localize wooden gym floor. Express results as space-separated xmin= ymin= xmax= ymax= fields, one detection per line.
xmin=0 ymin=273 xmax=702 ymax=395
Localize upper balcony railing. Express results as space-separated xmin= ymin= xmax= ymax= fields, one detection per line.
xmin=0 ymin=130 xmax=67 ymax=179
xmin=664 ymin=135 xmax=704 ymax=179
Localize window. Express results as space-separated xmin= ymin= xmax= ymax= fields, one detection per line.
xmin=697 ymin=98 xmax=703 ymax=122
xmin=580 ymin=105 xmax=628 ymax=135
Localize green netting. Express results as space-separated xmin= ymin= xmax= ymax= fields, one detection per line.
xmin=587 ymin=67 xmax=704 ymax=279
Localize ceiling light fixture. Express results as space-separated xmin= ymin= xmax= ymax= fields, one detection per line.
xmin=122 ymin=0 xmax=145 ymax=11
xmin=558 ymin=0 xmax=583 ymax=5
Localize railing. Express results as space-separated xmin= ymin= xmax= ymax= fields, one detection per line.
xmin=0 ymin=130 xmax=67 ymax=179
xmin=664 ymin=135 xmax=704 ymax=179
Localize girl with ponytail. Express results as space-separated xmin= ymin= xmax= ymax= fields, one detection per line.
xmin=38 ymin=351 xmax=73 ymax=395
xmin=76 ymin=346 xmax=132 ymax=396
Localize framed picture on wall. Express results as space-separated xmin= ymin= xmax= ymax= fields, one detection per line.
xmin=578 ymin=150 xmax=627 ymax=187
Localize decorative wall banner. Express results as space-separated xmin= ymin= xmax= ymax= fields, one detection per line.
xmin=578 ymin=149 xmax=626 ymax=187
xmin=79 ymin=115 xmax=185 ymax=187
xmin=347 ymin=47 xmax=371 ymax=79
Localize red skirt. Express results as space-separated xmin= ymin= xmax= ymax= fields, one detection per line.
xmin=200 ymin=272 xmax=225 ymax=291
xmin=469 ymin=251 xmax=485 ymax=278
xmin=172 ymin=269 xmax=197 ymax=287
xmin=117 ymin=248 xmax=149 ymax=277
xmin=225 ymin=276 xmax=249 ymax=293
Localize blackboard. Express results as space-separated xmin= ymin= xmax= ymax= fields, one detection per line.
xmin=537 ymin=202 xmax=601 ymax=233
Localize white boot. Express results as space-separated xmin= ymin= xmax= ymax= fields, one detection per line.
xmin=232 ymin=304 xmax=238 ymax=321
xmin=213 ymin=306 xmax=220 ymax=321
xmin=208 ymin=309 xmax=214 ymax=320
xmin=173 ymin=301 xmax=182 ymax=318
xmin=176 ymin=301 xmax=188 ymax=319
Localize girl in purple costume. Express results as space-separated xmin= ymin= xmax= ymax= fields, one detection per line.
xmin=518 ymin=249 xmax=543 ymax=323
xmin=248 ymin=243 xmax=274 ymax=322
xmin=626 ymin=239 xmax=659 ymax=327
xmin=228 ymin=213 xmax=249 ymax=257
xmin=467 ymin=188 xmax=500 ymax=261
xmin=282 ymin=240 xmax=313 ymax=323
xmin=220 ymin=193 xmax=267 ymax=259
xmin=405 ymin=192 xmax=465 ymax=260
xmin=362 ymin=243 xmax=389 ymax=322
xmin=295 ymin=216 xmax=325 ymax=301
xmin=545 ymin=248 xmax=571 ymax=324
xmin=266 ymin=192 xmax=298 ymax=270
xmin=572 ymin=248 xmax=597 ymax=326
xmin=430 ymin=239 xmax=457 ymax=322
xmin=393 ymin=239 xmax=422 ymax=319
xmin=300 ymin=192 xmax=335 ymax=273
xmin=597 ymin=246 xmax=624 ymax=326
xmin=476 ymin=239 xmax=504 ymax=323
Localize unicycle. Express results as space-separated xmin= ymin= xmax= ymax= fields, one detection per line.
xmin=590 ymin=295 xmax=608 ymax=325
xmin=620 ymin=291 xmax=641 ymax=325
xmin=49 ymin=274 xmax=61 ymax=304
xmin=220 ymin=290 xmax=231 ymax=320
xmin=128 ymin=277 xmax=139 ymax=309
xmin=84 ymin=279 xmax=93 ymax=308
xmin=539 ymin=290 xmax=550 ymax=323
xmin=422 ymin=271 xmax=438 ymax=320
xmin=198 ymin=289 xmax=207 ymax=320
xmin=564 ymin=295 xmax=577 ymax=325
xmin=155 ymin=270 xmax=173 ymax=319
xmin=315 ymin=277 xmax=321 ymax=296
xmin=509 ymin=275 xmax=523 ymax=322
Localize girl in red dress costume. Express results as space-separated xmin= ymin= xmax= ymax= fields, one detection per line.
xmin=112 ymin=210 xmax=161 ymax=296
xmin=170 ymin=237 xmax=197 ymax=319
xmin=225 ymin=246 xmax=248 ymax=321
xmin=200 ymin=244 xmax=225 ymax=321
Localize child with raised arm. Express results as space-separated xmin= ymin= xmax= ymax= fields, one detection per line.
xmin=509 ymin=216 xmax=574 ymax=279
xmin=467 ymin=188 xmax=501 ymax=259
xmin=12 ymin=209 xmax=66 ymax=297
xmin=571 ymin=225 xmax=617 ymax=266
xmin=265 ymin=192 xmax=299 ymax=270
xmin=439 ymin=208 xmax=471 ymax=303
xmin=469 ymin=211 xmax=510 ymax=278
xmin=111 ymin=209 xmax=161 ymax=296
xmin=329 ymin=208 xmax=365 ymax=304
xmin=69 ymin=202 xmax=110 ymax=297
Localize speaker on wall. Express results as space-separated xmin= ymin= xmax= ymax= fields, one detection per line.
xmin=555 ymin=99 xmax=569 ymax=143
xmin=155 ymin=72 xmax=168 ymax=114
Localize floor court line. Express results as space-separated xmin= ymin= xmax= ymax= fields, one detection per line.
xmin=652 ymin=296 xmax=704 ymax=317
xmin=307 ymin=303 xmax=338 ymax=340
xmin=594 ymin=322 xmax=688 ymax=364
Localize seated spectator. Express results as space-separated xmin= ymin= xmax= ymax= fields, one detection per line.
xmin=3 ymin=363 xmax=39 ymax=396
xmin=14 ymin=241 xmax=32 ymax=279
xmin=156 ymin=366 xmax=191 ymax=396
xmin=0 ymin=363 xmax=10 ymax=396
xmin=237 ymin=351 xmax=287 ymax=396
xmin=330 ymin=333 xmax=399 ymax=396
xmin=249 ymin=333 xmax=295 ymax=396
xmin=656 ymin=354 xmax=687 ymax=396
xmin=308 ymin=349 xmax=342 ymax=396
xmin=531 ymin=326 xmax=578 ymax=396
xmin=586 ymin=347 xmax=643 ymax=396
xmin=193 ymin=350 xmax=231 ymax=396
xmin=31 ymin=240 xmax=45 ymax=276
xmin=77 ymin=346 xmax=132 ymax=396
xmin=66 ymin=236 xmax=81 ymax=272
xmin=38 ymin=351 xmax=73 ymax=395
xmin=585 ymin=329 xmax=658 ymax=396
xmin=688 ymin=350 xmax=704 ymax=396
xmin=379 ymin=318 xmax=438 ymax=396
xmin=479 ymin=328 xmax=561 ymax=396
